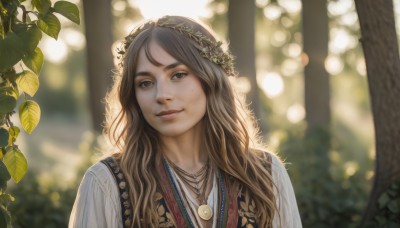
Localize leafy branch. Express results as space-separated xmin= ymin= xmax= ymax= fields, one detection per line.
xmin=0 ymin=0 xmax=79 ymax=226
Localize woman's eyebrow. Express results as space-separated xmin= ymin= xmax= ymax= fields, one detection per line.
xmin=135 ymin=62 xmax=183 ymax=77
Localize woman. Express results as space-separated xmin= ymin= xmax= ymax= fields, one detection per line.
xmin=69 ymin=15 xmax=301 ymax=228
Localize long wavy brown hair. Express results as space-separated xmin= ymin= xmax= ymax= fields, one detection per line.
xmin=105 ymin=16 xmax=277 ymax=227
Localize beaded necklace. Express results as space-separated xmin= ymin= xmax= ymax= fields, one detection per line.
xmin=167 ymin=159 xmax=213 ymax=221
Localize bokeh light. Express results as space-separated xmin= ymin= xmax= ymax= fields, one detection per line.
xmin=277 ymin=0 xmax=302 ymax=14
xmin=40 ymin=37 xmax=68 ymax=64
xmin=130 ymin=0 xmax=212 ymax=19
xmin=356 ymin=58 xmax=367 ymax=76
xmin=328 ymin=0 xmax=353 ymax=16
xmin=232 ymin=76 xmax=251 ymax=94
xmin=258 ymin=71 xmax=284 ymax=98
xmin=325 ymin=55 xmax=344 ymax=75
xmin=264 ymin=3 xmax=282 ymax=21
xmin=60 ymin=28 xmax=86 ymax=51
xmin=271 ymin=30 xmax=289 ymax=47
xmin=256 ymin=0 xmax=270 ymax=8
xmin=329 ymin=28 xmax=357 ymax=54
xmin=281 ymin=58 xmax=301 ymax=76
xmin=286 ymin=103 xmax=305 ymax=123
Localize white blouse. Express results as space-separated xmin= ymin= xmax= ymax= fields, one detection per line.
xmin=69 ymin=155 xmax=302 ymax=228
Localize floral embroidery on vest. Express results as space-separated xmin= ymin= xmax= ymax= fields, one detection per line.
xmin=237 ymin=188 xmax=258 ymax=227
xmin=155 ymin=192 xmax=175 ymax=227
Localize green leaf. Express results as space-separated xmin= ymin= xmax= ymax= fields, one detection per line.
xmin=0 ymin=18 xmax=4 ymax=38
xmin=0 ymin=204 xmax=11 ymax=228
xmin=378 ymin=192 xmax=390 ymax=209
xmin=0 ymin=160 xmax=11 ymax=192
xmin=37 ymin=13 xmax=61 ymax=39
xmin=0 ymin=128 xmax=8 ymax=148
xmin=7 ymin=126 xmax=20 ymax=146
xmin=0 ymin=194 xmax=14 ymax=206
xmin=0 ymin=32 xmax=24 ymax=70
xmin=3 ymin=147 xmax=27 ymax=183
xmin=19 ymin=100 xmax=41 ymax=134
xmin=8 ymin=127 xmax=19 ymax=140
xmin=0 ymin=87 xmax=17 ymax=114
xmin=16 ymin=70 xmax=39 ymax=97
xmin=22 ymin=47 xmax=44 ymax=75
xmin=388 ymin=200 xmax=400 ymax=213
xmin=32 ymin=0 xmax=51 ymax=14
xmin=54 ymin=1 xmax=80 ymax=25
xmin=18 ymin=25 xmax=42 ymax=54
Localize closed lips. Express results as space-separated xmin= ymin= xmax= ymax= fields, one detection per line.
xmin=156 ymin=110 xmax=182 ymax=116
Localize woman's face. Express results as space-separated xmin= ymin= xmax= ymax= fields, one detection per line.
xmin=134 ymin=40 xmax=207 ymax=138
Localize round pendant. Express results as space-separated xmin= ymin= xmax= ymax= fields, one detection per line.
xmin=198 ymin=204 xmax=213 ymax=221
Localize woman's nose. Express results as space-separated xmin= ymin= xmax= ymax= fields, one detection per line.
xmin=155 ymin=80 xmax=173 ymax=103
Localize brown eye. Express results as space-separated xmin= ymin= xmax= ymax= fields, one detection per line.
xmin=138 ymin=80 xmax=153 ymax=88
xmin=171 ymin=72 xmax=188 ymax=80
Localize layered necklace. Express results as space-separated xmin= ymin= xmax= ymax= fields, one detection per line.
xmin=168 ymin=159 xmax=213 ymax=221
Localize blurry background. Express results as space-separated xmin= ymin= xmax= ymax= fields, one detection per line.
xmin=7 ymin=0 xmax=400 ymax=227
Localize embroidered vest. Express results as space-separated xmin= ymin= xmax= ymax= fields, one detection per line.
xmin=101 ymin=154 xmax=271 ymax=228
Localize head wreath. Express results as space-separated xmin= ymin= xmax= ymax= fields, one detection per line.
xmin=117 ymin=16 xmax=236 ymax=76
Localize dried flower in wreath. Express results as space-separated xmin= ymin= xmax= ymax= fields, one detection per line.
xmin=116 ymin=16 xmax=236 ymax=76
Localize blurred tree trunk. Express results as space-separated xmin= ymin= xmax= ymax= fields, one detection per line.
xmin=355 ymin=0 xmax=400 ymax=224
xmin=82 ymin=0 xmax=114 ymax=133
xmin=302 ymin=0 xmax=330 ymax=129
xmin=227 ymin=0 xmax=260 ymax=121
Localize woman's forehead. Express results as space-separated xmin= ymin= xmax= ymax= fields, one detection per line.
xmin=136 ymin=41 xmax=179 ymax=72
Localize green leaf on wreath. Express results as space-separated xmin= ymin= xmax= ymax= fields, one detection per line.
xmin=0 ymin=87 xmax=17 ymax=114
xmin=0 ymin=204 xmax=11 ymax=228
xmin=3 ymin=147 xmax=27 ymax=183
xmin=37 ymin=13 xmax=61 ymax=39
xmin=32 ymin=0 xmax=51 ymax=14
xmin=0 ymin=128 xmax=8 ymax=148
xmin=16 ymin=71 xmax=39 ymax=97
xmin=22 ymin=47 xmax=44 ymax=75
xmin=19 ymin=100 xmax=41 ymax=134
xmin=0 ymin=32 xmax=24 ymax=70
xmin=54 ymin=1 xmax=80 ymax=25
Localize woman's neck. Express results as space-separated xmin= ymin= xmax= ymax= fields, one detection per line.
xmin=160 ymin=134 xmax=207 ymax=172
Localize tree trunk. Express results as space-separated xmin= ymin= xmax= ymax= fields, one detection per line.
xmin=227 ymin=0 xmax=259 ymax=119
xmin=302 ymin=0 xmax=330 ymax=129
xmin=354 ymin=0 xmax=400 ymax=223
xmin=82 ymin=0 xmax=114 ymax=133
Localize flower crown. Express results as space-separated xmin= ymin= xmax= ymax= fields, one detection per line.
xmin=117 ymin=16 xmax=236 ymax=76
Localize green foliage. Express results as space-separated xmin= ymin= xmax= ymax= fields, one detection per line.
xmin=0 ymin=87 xmax=17 ymax=114
xmin=0 ymin=32 xmax=25 ymax=70
xmin=53 ymin=1 xmax=80 ymax=25
xmin=0 ymin=161 xmax=11 ymax=192
xmin=365 ymin=180 xmax=400 ymax=227
xmin=278 ymin=125 xmax=371 ymax=227
xmin=3 ymin=147 xmax=27 ymax=183
xmin=0 ymin=204 xmax=11 ymax=228
xmin=22 ymin=47 xmax=44 ymax=75
xmin=19 ymin=100 xmax=41 ymax=134
xmin=37 ymin=13 xmax=61 ymax=39
xmin=0 ymin=0 xmax=80 ymax=226
xmin=8 ymin=131 xmax=100 ymax=228
xmin=16 ymin=71 xmax=39 ymax=97
xmin=8 ymin=172 xmax=78 ymax=228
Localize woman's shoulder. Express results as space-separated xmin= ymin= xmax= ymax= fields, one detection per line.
xmin=251 ymin=149 xmax=287 ymax=176
xmin=80 ymin=158 xmax=120 ymax=195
